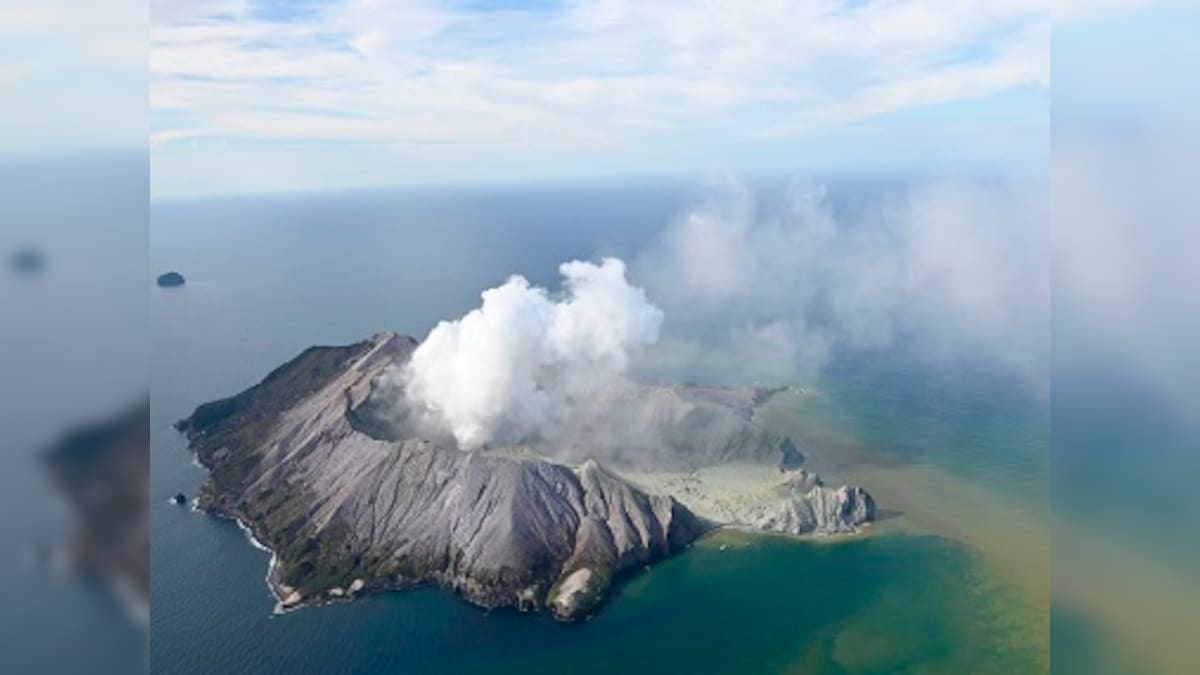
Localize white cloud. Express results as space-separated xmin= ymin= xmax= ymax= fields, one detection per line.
xmin=401 ymin=257 xmax=663 ymax=449
xmin=1 ymin=0 xmax=147 ymax=153
xmin=150 ymin=0 xmax=1048 ymax=196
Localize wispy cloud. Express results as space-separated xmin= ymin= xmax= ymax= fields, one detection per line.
xmin=151 ymin=0 xmax=1048 ymax=196
xmin=1 ymin=0 xmax=146 ymax=154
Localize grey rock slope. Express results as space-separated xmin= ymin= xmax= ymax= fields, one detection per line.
xmin=178 ymin=333 xmax=706 ymax=620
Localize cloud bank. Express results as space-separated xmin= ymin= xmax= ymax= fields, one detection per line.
xmin=150 ymin=0 xmax=1047 ymax=197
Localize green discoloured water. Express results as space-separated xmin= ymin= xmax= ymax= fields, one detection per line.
xmin=584 ymin=530 xmax=1043 ymax=675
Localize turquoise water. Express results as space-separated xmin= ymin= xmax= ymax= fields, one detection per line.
xmin=151 ymin=182 xmax=1050 ymax=673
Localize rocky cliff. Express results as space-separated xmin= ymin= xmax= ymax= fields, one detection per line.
xmin=754 ymin=471 xmax=875 ymax=536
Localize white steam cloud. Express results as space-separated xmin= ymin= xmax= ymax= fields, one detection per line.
xmin=636 ymin=174 xmax=1049 ymax=390
xmin=402 ymin=257 xmax=663 ymax=450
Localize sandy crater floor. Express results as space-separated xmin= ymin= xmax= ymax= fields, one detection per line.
xmin=626 ymin=463 xmax=793 ymax=526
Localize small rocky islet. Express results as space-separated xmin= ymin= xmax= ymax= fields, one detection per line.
xmin=177 ymin=332 xmax=874 ymax=621
xmin=9 ymin=247 xmax=46 ymax=277
xmin=156 ymin=271 xmax=186 ymax=287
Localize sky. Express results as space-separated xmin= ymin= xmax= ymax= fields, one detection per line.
xmin=149 ymin=0 xmax=1050 ymax=199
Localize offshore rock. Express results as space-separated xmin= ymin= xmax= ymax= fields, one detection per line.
xmin=755 ymin=482 xmax=875 ymax=536
xmin=156 ymin=271 xmax=185 ymax=287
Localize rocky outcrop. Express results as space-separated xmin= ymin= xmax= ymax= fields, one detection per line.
xmin=755 ymin=482 xmax=875 ymax=536
xmin=156 ymin=271 xmax=185 ymax=287
xmin=624 ymin=464 xmax=875 ymax=537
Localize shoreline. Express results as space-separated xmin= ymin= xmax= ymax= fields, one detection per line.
xmin=231 ymin=516 xmax=292 ymax=615
xmin=189 ymin=459 xmax=870 ymax=619
xmin=186 ymin=445 xmax=312 ymax=614
xmin=199 ymin=504 xmax=401 ymax=616
xmin=702 ymin=521 xmax=872 ymax=545
xmin=196 ymin=505 xmax=294 ymax=614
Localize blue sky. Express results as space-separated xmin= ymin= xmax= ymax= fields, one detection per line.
xmin=150 ymin=0 xmax=1051 ymax=199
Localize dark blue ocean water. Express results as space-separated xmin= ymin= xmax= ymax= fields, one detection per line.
xmin=149 ymin=180 xmax=1051 ymax=674
xmin=0 ymin=158 xmax=147 ymax=674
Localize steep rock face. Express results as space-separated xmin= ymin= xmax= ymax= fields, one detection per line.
xmin=755 ymin=469 xmax=875 ymax=535
xmin=755 ymin=483 xmax=875 ymax=536
xmin=178 ymin=333 xmax=705 ymax=621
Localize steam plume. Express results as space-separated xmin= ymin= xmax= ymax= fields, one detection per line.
xmin=402 ymin=257 xmax=662 ymax=449
xmin=636 ymin=175 xmax=1049 ymax=390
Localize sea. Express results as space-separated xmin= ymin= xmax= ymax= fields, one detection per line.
xmin=145 ymin=177 xmax=1058 ymax=674
xmin=0 ymin=158 xmax=147 ymax=675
